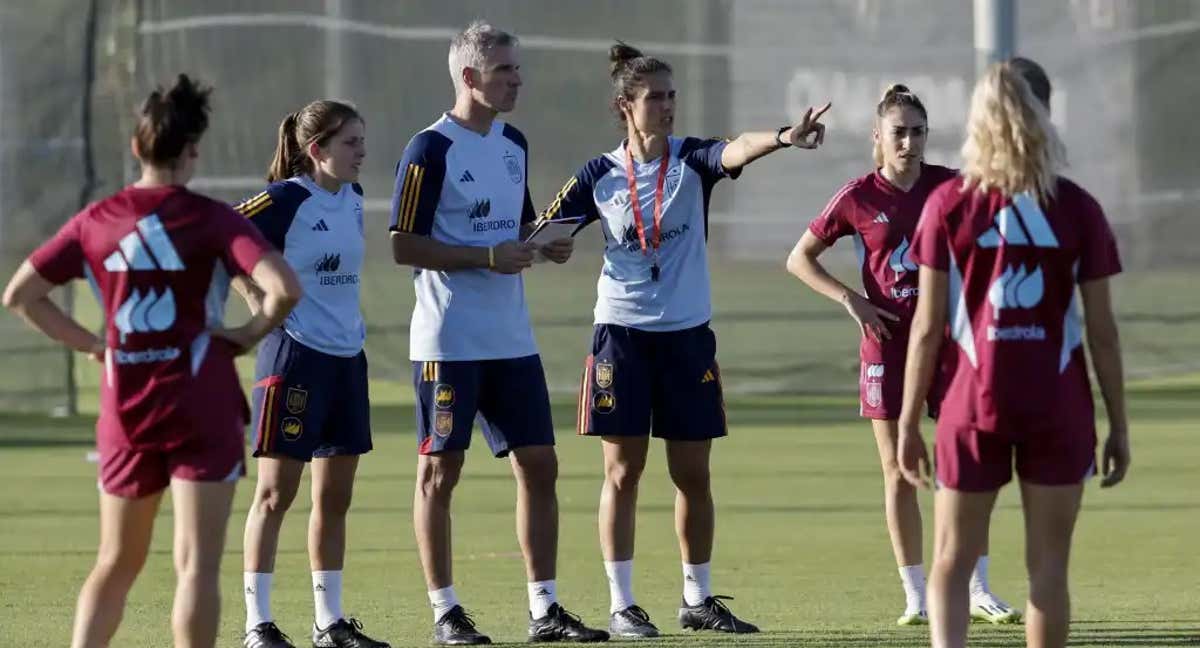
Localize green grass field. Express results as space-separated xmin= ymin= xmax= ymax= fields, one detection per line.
xmin=2 ymin=378 xmax=1197 ymax=647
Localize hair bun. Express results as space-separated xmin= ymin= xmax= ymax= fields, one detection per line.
xmin=609 ymin=41 xmax=644 ymax=76
xmin=881 ymin=83 xmax=912 ymax=101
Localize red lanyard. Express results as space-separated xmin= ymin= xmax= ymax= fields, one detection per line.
xmin=623 ymin=143 xmax=669 ymax=266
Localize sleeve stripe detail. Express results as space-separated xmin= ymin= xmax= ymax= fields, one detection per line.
xmin=817 ymin=181 xmax=858 ymax=222
xmin=241 ymin=199 xmax=273 ymax=219
xmin=539 ymin=176 xmax=578 ymax=223
xmin=397 ymin=164 xmax=415 ymax=231
xmin=235 ymin=192 xmax=271 ymax=216
xmin=399 ymin=164 xmax=425 ymax=232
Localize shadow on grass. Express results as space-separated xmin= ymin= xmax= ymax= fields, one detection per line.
xmin=458 ymin=625 xmax=1200 ymax=647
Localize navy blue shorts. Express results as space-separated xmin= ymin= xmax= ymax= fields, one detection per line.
xmin=413 ymin=355 xmax=555 ymax=457
xmin=250 ymin=329 xmax=372 ymax=461
xmin=578 ymin=323 xmax=727 ymax=441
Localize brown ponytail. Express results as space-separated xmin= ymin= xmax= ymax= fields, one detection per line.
xmin=266 ymin=101 xmax=362 ymax=182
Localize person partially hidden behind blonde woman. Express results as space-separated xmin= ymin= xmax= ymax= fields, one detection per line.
xmin=786 ymin=83 xmax=1020 ymax=626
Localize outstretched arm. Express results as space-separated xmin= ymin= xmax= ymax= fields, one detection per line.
xmin=720 ymin=102 xmax=831 ymax=171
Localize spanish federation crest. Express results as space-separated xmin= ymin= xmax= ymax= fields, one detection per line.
xmin=864 ymin=363 xmax=884 ymax=409
xmin=434 ymin=411 xmax=454 ymax=437
xmin=595 ymin=361 xmax=614 ymax=389
xmin=664 ymin=163 xmax=682 ymax=198
xmin=286 ymin=387 xmax=308 ymax=414
xmin=503 ymin=152 xmax=522 ymax=184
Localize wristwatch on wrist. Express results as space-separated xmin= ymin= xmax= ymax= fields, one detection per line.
xmin=775 ymin=126 xmax=792 ymax=148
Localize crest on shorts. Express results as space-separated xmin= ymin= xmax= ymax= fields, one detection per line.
xmin=503 ymin=152 xmax=522 ymax=184
xmin=434 ymin=384 xmax=455 ymax=410
xmin=864 ymin=363 xmax=884 ymax=409
xmin=434 ymin=411 xmax=454 ymax=437
xmin=595 ymin=361 xmax=614 ymax=389
xmin=593 ymin=390 xmax=616 ymax=414
xmin=281 ymin=417 xmax=303 ymax=440
xmin=285 ymin=387 xmax=308 ymax=414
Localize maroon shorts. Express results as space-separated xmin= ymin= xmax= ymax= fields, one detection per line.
xmin=934 ymin=419 xmax=1096 ymax=492
xmin=859 ymin=339 xmax=949 ymax=420
xmin=98 ymin=429 xmax=245 ymax=499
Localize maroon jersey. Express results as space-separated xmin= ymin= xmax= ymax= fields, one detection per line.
xmin=809 ymin=164 xmax=959 ymax=325
xmin=28 ymin=185 xmax=271 ymax=450
xmin=910 ymin=177 xmax=1122 ymax=433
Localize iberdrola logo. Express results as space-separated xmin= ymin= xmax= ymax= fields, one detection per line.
xmin=987 ymin=264 xmax=1044 ymax=318
xmin=889 ymin=236 xmax=918 ymax=280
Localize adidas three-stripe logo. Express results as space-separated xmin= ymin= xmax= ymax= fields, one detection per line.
xmin=459 ymin=170 xmax=475 ymax=182
xmin=977 ymin=192 xmax=1059 ymax=249
xmin=103 ymin=214 xmax=184 ymax=272
xmin=873 ymin=212 xmax=889 ymax=224
xmin=312 ymin=219 xmax=329 ymax=232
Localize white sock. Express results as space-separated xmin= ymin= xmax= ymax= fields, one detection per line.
xmin=898 ymin=564 xmax=926 ymax=614
xmin=970 ymin=555 xmax=990 ymax=594
xmin=244 ymin=572 xmax=273 ymax=633
xmin=682 ymin=562 xmax=712 ymax=607
xmin=312 ymin=570 xmax=344 ymax=629
xmin=604 ymin=560 xmax=636 ymax=614
xmin=429 ymin=585 xmax=460 ymax=624
xmin=528 ymin=580 xmax=559 ymax=619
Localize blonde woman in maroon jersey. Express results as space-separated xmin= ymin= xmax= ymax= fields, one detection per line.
xmin=899 ymin=61 xmax=1130 ymax=648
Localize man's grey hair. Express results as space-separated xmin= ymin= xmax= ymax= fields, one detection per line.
xmin=448 ymin=20 xmax=518 ymax=92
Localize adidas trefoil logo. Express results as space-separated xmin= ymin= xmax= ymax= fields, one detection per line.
xmin=312 ymin=219 xmax=330 ymax=232
xmin=459 ymin=170 xmax=475 ymax=182
xmin=103 ymin=214 xmax=184 ymax=272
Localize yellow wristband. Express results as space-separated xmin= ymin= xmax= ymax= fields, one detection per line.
xmin=488 ymin=246 xmax=495 ymax=268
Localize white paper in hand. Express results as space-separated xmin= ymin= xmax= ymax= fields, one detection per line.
xmin=524 ymin=217 xmax=584 ymax=245
xmin=525 ymin=217 xmax=586 ymax=263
